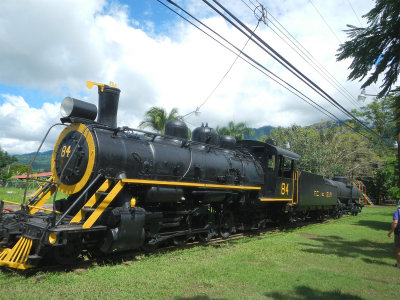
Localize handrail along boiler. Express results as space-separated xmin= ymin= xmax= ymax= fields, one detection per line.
xmin=0 ymin=82 xmax=364 ymax=269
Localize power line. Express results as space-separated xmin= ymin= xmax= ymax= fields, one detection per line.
xmin=205 ymin=0 xmax=378 ymax=138
xmin=158 ymin=0 xmax=342 ymax=121
xmin=308 ymin=0 xmax=342 ymax=44
xmin=247 ymin=0 xmax=378 ymax=116
xmin=346 ymin=0 xmax=363 ymax=26
xmin=266 ymin=16 xmax=361 ymax=111
xmin=158 ymin=0 xmax=378 ymax=141
xmin=192 ymin=20 xmax=261 ymax=118
xmin=247 ymin=0 xmax=363 ymax=111
xmin=156 ymin=0 xmax=374 ymax=141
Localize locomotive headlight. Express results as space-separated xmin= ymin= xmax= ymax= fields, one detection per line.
xmin=48 ymin=232 xmax=57 ymax=245
xmin=60 ymin=97 xmax=74 ymax=118
xmin=60 ymin=97 xmax=98 ymax=121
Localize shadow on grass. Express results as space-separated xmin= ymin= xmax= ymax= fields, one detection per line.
xmin=300 ymin=234 xmax=393 ymax=262
xmin=361 ymin=257 xmax=393 ymax=267
xmin=265 ymin=285 xmax=364 ymax=300
xmin=356 ymin=220 xmax=391 ymax=231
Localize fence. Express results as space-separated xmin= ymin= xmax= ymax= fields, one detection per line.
xmin=2 ymin=180 xmax=43 ymax=189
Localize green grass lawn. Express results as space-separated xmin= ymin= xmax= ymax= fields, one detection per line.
xmin=0 ymin=186 xmax=67 ymax=204
xmin=0 ymin=206 xmax=399 ymax=299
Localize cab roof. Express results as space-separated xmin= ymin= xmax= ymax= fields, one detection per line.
xmin=237 ymin=140 xmax=301 ymax=161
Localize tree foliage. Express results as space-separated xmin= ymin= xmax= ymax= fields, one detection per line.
xmin=371 ymin=156 xmax=399 ymax=201
xmin=0 ymin=146 xmax=17 ymax=186
xmin=336 ymin=0 xmax=400 ymax=97
xmin=261 ymin=96 xmax=398 ymax=200
xmin=216 ymin=121 xmax=254 ymax=141
xmin=0 ymin=146 xmax=16 ymax=169
xmin=9 ymin=164 xmax=33 ymax=176
xmin=351 ymin=96 xmax=396 ymax=141
xmin=262 ymin=125 xmax=382 ymax=179
xmin=261 ymin=125 xmax=327 ymax=174
xmin=350 ymin=97 xmax=398 ymax=200
xmin=139 ymin=107 xmax=182 ymax=134
xmin=337 ymin=0 xmax=400 ymax=190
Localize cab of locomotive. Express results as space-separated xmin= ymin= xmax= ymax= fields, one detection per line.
xmin=236 ymin=140 xmax=300 ymax=197
xmin=263 ymin=143 xmax=300 ymax=195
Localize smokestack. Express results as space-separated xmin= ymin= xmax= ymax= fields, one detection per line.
xmin=97 ymin=85 xmax=121 ymax=128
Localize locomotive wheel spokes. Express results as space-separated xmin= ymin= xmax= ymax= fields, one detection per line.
xmin=173 ymin=214 xmax=192 ymax=246
xmin=198 ymin=223 xmax=215 ymax=242
xmin=196 ymin=213 xmax=216 ymax=242
xmin=219 ymin=211 xmax=234 ymax=239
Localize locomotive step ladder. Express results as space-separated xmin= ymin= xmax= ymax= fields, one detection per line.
xmin=70 ymin=179 xmax=125 ymax=229
xmin=23 ymin=176 xmax=57 ymax=214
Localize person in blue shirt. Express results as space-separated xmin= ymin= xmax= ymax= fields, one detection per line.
xmin=388 ymin=200 xmax=400 ymax=268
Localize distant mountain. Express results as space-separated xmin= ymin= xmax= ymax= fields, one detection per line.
xmin=309 ymin=120 xmax=344 ymax=131
xmin=245 ymin=120 xmax=346 ymax=141
xmin=13 ymin=151 xmax=53 ymax=171
xmin=13 ymin=150 xmax=53 ymax=157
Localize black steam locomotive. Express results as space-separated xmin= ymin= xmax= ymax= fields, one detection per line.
xmin=0 ymin=82 xmax=363 ymax=270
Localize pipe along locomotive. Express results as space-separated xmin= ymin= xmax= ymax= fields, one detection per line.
xmin=0 ymin=82 xmax=363 ymax=270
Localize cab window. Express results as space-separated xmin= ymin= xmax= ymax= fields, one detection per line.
xmin=278 ymin=156 xmax=293 ymax=178
xmin=267 ymin=154 xmax=275 ymax=171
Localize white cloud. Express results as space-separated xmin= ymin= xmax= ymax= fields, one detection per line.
xmin=0 ymin=94 xmax=62 ymax=154
xmin=0 ymin=0 xmax=378 ymax=154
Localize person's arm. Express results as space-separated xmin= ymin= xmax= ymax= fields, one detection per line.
xmin=388 ymin=219 xmax=398 ymax=237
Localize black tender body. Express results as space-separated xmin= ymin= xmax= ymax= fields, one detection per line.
xmin=0 ymin=83 xmax=363 ymax=270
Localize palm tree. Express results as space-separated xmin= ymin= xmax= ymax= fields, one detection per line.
xmin=139 ymin=107 xmax=182 ymax=134
xmin=216 ymin=121 xmax=254 ymax=140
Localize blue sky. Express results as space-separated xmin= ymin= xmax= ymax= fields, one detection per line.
xmin=0 ymin=83 xmax=56 ymax=109
xmin=120 ymin=0 xmax=174 ymax=28
xmin=0 ymin=0 xmax=377 ymax=154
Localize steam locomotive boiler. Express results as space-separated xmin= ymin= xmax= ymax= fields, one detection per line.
xmin=0 ymin=82 xmax=363 ymax=270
